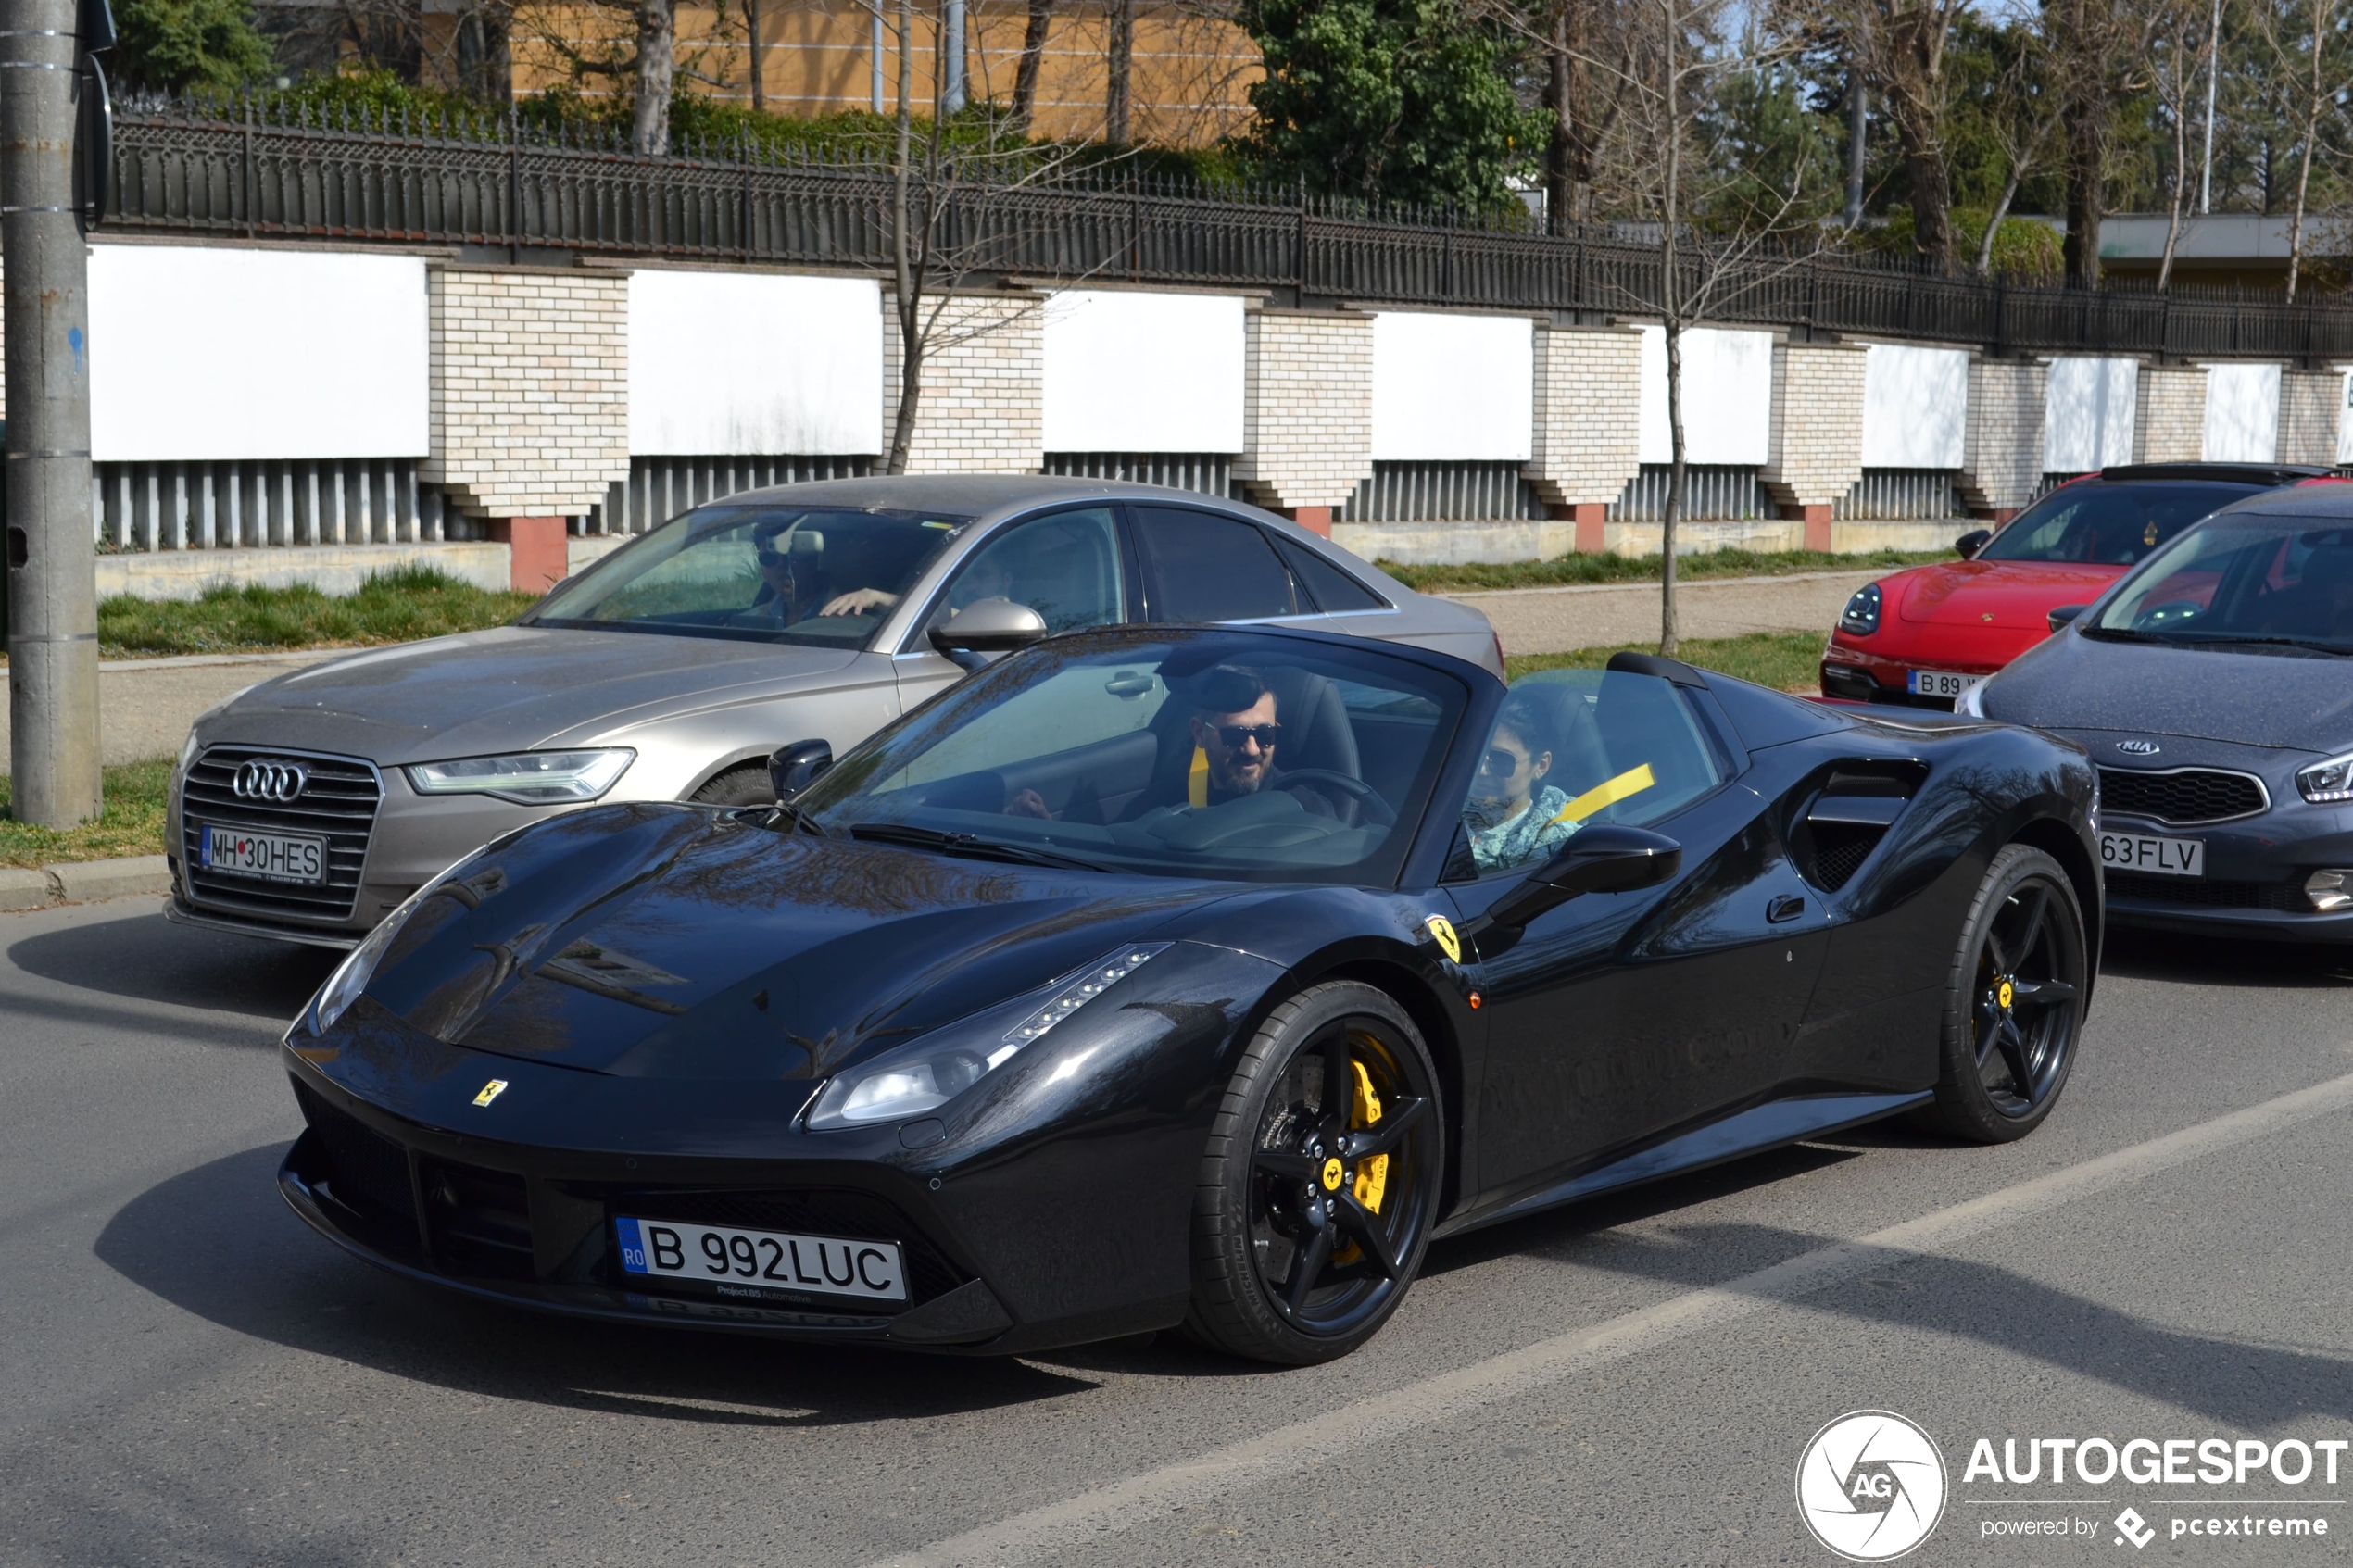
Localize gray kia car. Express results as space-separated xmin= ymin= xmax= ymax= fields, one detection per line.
xmin=165 ymin=476 xmax=1502 ymax=947
xmin=1965 ymin=485 xmax=2353 ymax=942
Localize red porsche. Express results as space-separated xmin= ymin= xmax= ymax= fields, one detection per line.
xmin=1820 ymin=462 xmax=2337 ymax=709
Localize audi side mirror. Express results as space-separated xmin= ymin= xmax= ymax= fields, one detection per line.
xmin=2047 ymin=603 xmax=2088 ymax=633
xmin=767 ymin=739 xmax=833 ymax=801
xmin=1956 ymin=529 xmax=1993 ymax=559
xmin=929 ymin=599 xmax=1049 ymax=667
xmin=1469 ymin=824 xmax=1683 ymax=957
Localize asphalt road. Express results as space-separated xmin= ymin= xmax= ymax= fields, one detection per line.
xmin=6 ymin=896 xmax=2352 ymax=1567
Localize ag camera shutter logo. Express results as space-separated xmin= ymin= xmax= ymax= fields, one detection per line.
xmin=1796 ymin=1410 xmax=1948 ymax=1561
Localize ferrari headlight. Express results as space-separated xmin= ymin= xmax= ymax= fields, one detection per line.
xmin=805 ymin=943 xmax=1170 ymax=1129
xmin=307 ymin=852 xmax=489 ymax=1033
xmin=1839 ymin=583 xmax=1883 ymax=637
xmin=406 ymin=748 xmax=635 ymax=805
xmin=2297 ymin=750 xmax=2353 ymax=804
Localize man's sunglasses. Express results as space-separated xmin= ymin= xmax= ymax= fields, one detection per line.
xmin=755 ymin=546 xmax=795 ymax=570
xmin=1213 ymin=723 xmax=1282 ymax=750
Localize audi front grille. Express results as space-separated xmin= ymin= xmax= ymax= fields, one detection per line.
xmin=2095 ymin=766 xmax=2269 ymax=827
xmin=181 ymin=744 xmax=384 ymax=924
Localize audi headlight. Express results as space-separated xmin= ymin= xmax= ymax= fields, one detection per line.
xmin=1839 ymin=583 xmax=1884 ymax=637
xmin=805 ymin=943 xmax=1169 ymax=1129
xmin=2297 ymin=750 xmax=2353 ymax=804
xmin=406 ymin=748 xmax=635 ymax=805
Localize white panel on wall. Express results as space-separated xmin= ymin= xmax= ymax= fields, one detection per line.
xmin=1635 ymin=326 xmax=1773 ymax=466
xmin=2339 ymin=370 xmax=2353 ymax=465
xmin=630 ymin=270 xmax=882 ymax=456
xmin=90 ymin=245 xmax=428 ymax=462
xmin=1370 ymin=311 xmax=1534 ymax=461
xmin=1861 ymin=344 xmax=1969 ymax=468
xmin=2202 ymin=362 xmax=2282 ymax=462
xmin=1041 ymin=290 xmax=1246 ymax=453
xmin=2043 ymin=358 xmax=2138 ymax=472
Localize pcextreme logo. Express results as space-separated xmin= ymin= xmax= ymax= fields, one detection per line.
xmin=1797 ymin=1410 xmax=1950 ymax=1562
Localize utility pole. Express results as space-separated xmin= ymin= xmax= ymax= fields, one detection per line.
xmin=2 ymin=0 xmax=103 ymax=827
xmin=2199 ymin=0 xmax=2222 ymax=212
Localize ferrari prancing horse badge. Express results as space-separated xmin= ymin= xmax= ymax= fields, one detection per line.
xmin=1425 ymin=914 xmax=1461 ymax=964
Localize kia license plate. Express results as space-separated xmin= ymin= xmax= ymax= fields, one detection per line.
xmin=1906 ymin=669 xmax=1985 ymax=700
xmin=2101 ymin=832 xmax=2204 ymax=878
xmin=198 ymin=823 xmax=327 ymax=884
xmin=614 ymin=1216 xmax=908 ymax=1303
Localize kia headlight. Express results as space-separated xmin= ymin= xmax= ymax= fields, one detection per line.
xmin=406 ymin=748 xmax=635 ymax=805
xmin=2298 ymin=750 xmax=2353 ymax=804
xmin=1839 ymin=583 xmax=1883 ymax=637
xmin=805 ymin=944 xmax=1169 ymax=1130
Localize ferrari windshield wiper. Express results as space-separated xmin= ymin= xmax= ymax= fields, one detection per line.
xmin=849 ymin=822 xmax=1111 ymax=872
xmin=766 ymin=801 xmax=827 ymax=836
xmin=2176 ymin=636 xmax=2353 ymax=658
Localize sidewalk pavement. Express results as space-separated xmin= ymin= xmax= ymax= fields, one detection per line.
xmin=1441 ymin=568 xmax=1874 ymax=659
xmin=0 ymin=648 xmax=340 ymax=768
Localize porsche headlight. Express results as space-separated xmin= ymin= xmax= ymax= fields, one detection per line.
xmin=805 ymin=943 xmax=1170 ymax=1129
xmin=306 ymin=854 xmax=486 ymax=1033
xmin=2297 ymin=750 xmax=2353 ymax=804
xmin=1839 ymin=583 xmax=1884 ymax=637
xmin=406 ymin=748 xmax=635 ymax=805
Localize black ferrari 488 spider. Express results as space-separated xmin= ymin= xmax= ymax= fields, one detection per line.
xmin=281 ymin=622 xmax=2098 ymax=1363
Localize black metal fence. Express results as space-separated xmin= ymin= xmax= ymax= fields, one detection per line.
xmin=105 ymin=98 xmax=2353 ymax=361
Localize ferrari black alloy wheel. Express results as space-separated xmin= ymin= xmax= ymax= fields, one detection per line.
xmin=1186 ymin=982 xmax=1442 ymax=1363
xmin=1923 ymin=844 xmax=2086 ymax=1142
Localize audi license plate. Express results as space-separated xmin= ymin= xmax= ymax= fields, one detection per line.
xmin=2101 ymin=831 xmax=2204 ymax=878
xmin=614 ymin=1216 xmax=908 ymax=1304
xmin=198 ymin=823 xmax=327 ymax=884
xmin=1906 ymin=669 xmax=1986 ymax=700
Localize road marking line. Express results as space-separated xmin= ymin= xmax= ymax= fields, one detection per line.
xmin=870 ymin=1070 xmax=2353 ymax=1568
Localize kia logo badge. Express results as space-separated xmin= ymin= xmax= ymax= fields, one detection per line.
xmin=2116 ymin=740 xmax=2161 ymax=757
xmin=233 ymin=759 xmax=308 ymax=802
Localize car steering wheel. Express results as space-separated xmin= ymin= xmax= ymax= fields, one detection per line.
xmin=1275 ymin=769 xmax=1396 ymax=828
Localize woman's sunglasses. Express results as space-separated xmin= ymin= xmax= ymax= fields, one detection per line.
xmin=1213 ymin=723 xmax=1282 ymax=750
xmin=1478 ymin=746 xmax=1530 ymax=777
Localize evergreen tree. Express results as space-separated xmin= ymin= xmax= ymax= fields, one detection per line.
xmin=114 ymin=0 xmax=273 ymax=93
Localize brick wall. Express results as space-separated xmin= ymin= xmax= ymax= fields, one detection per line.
xmin=880 ymin=293 xmax=1046 ymax=473
xmin=423 ymin=267 xmax=630 ymax=520
xmin=1233 ymin=308 xmax=1374 ymax=512
xmin=2278 ymin=370 xmax=2341 ymax=466
xmin=1760 ymin=340 xmax=1867 ymax=510
xmin=2133 ymin=368 xmax=2206 ymax=463
xmin=1526 ymin=325 xmax=1642 ymax=508
xmin=1959 ymin=358 xmax=2046 ymax=512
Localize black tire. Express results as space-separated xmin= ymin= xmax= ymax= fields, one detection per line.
xmin=1919 ymin=844 xmax=2086 ymax=1143
xmin=1184 ymin=982 xmax=1443 ymax=1364
xmin=689 ymin=765 xmax=775 ymax=808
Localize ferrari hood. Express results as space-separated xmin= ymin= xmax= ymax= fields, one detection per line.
xmin=358 ymin=804 xmax=1227 ymax=1079
xmin=1984 ymin=630 xmax=2353 ymax=752
xmin=197 ymin=626 xmax=863 ymax=763
xmin=1894 ymin=560 xmax=2125 ymax=629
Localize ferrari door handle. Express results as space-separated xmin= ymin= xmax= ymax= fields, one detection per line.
xmin=1767 ymin=894 xmax=1806 ymax=923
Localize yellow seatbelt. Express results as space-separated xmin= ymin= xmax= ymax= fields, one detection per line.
xmin=1551 ymin=762 xmax=1655 ymax=826
xmin=1188 ymin=746 xmax=1210 ymax=808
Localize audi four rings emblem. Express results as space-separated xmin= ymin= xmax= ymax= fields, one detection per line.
xmin=232 ymin=759 xmax=308 ymax=803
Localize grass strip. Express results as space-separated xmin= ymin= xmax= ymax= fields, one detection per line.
xmin=0 ymin=758 xmax=173 ymax=867
xmin=1506 ymin=631 xmax=1828 ymax=694
xmin=1383 ymin=546 xmax=1951 ymax=596
xmin=87 ymin=566 xmax=537 ymax=660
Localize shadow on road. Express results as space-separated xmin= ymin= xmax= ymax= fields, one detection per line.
xmin=7 ymin=909 xmax=336 ymax=1020
xmin=94 ymin=1144 xmax=1105 ymax=1424
xmin=2101 ymin=926 xmax=2353 ymax=989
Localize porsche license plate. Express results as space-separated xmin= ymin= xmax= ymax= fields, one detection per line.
xmin=614 ymin=1216 xmax=908 ymax=1303
xmin=198 ymin=823 xmax=327 ymax=884
xmin=2101 ymin=831 xmax=2204 ymax=878
xmin=1906 ymin=669 xmax=1985 ymax=700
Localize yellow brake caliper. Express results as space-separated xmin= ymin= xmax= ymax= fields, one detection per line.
xmin=1351 ymin=1059 xmax=1388 ymax=1213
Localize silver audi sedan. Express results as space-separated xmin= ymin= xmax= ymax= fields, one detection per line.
xmin=166 ymin=475 xmax=1502 ymax=947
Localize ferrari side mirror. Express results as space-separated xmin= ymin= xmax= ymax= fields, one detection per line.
xmin=930 ymin=599 xmax=1049 ymax=660
xmin=1473 ymin=824 xmax=1683 ymax=952
xmin=2047 ymin=603 xmax=2088 ymax=633
xmin=1956 ymin=529 xmax=1993 ymax=559
xmin=768 ymin=739 xmax=833 ymax=801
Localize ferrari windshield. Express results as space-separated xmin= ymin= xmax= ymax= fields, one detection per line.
xmin=527 ymin=504 xmax=968 ymax=648
xmin=790 ymin=631 xmax=1469 ymax=884
xmin=1978 ymin=482 xmax=2259 ymax=565
xmin=2092 ymin=513 xmax=2353 ymax=652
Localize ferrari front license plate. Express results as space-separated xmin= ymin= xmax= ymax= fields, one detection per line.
xmin=2101 ymin=831 xmax=2204 ymax=878
xmin=614 ymin=1216 xmax=909 ymax=1303
xmin=1906 ymin=669 xmax=1985 ymax=700
xmin=198 ymin=823 xmax=327 ymax=884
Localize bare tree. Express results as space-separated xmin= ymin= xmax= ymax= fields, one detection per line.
xmin=746 ymin=0 xmax=765 ymax=112
xmin=1105 ymin=0 xmax=1137 ymax=143
xmin=2148 ymin=0 xmax=2217 ymax=286
xmin=1013 ymin=0 xmax=1054 ymax=128
xmin=1972 ymin=21 xmax=2058 ymax=273
xmin=1838 ymin=0 xmax=1969 ymax=270
xmin=2258 ymin=0 xmax=2350 ymax=299
xmin=2047 ymin=0 xmax=2140 ymax=285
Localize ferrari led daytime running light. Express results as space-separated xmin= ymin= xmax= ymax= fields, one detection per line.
xmin=1000 ymin=944 xmax=1170 ymax=1054
xmin=1839 ymin=582 xmax=1884 ymax=637
xmin=2297 ymin=750 xmax=2353 ymax=804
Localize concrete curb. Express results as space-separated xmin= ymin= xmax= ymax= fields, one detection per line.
xmin=1432 ymin=567 xmax=1884 ymax=603
xmin=0 ymin=855 xmax=171 ymax=911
